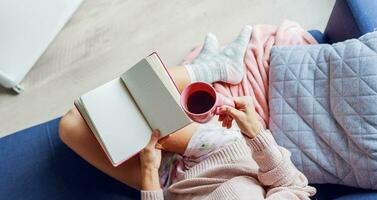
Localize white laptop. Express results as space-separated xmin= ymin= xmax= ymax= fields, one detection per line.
xmin=0 ymin=0 xmax=82 ymax=93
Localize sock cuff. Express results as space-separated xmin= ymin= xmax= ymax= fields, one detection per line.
xmin=183 ymin=63 xmax=197 ymax=83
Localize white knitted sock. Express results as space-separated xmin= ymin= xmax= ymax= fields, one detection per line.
xmin=185 ymin=25 xmax=252 ymax=84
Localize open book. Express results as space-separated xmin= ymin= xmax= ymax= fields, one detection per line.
xmin=75 ymin=53 xmax=191 ymax=166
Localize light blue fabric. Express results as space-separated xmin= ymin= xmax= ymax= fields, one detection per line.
xmin=269 ymin=31 xmax=377 ymax=189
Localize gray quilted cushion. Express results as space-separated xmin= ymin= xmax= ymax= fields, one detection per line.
xmin=269 ymin=31 xmax=377 ymax=189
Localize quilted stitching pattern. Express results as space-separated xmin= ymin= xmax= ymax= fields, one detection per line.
xmin=269 ymin=31 xmax=377 ymax=189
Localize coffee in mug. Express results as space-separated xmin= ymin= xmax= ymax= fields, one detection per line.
xmin=181 ymin=82 xmax=234 ymax=123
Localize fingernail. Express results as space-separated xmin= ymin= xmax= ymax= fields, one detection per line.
xmin=155 ymin=143 xmax=163 ymax=149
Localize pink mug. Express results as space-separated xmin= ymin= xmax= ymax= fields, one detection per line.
xmin=180 ymin=82 xmax=235 ymax=123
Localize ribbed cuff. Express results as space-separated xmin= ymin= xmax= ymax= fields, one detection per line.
xmin=183 ymin=63 xmax=197 ymax=83
xmin=247 ymin=129 xmax=278 ymax=151
xmin=141 ymin=189 xmax=164 ymax=200
xmin=246 ymin=129 xmax=282 ymax=172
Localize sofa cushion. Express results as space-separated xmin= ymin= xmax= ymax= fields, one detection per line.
xmin=0 ymin=118 xmax=139 ymax=200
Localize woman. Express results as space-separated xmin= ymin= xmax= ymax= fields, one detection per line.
xmin=59 ymin=26 xmax=316 ymax=199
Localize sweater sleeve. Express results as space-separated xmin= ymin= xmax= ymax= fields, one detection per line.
xmin=141 ymin=189 xmax=164 ymax=200
xmin=246 ymin=129 xmax=316 ymax=200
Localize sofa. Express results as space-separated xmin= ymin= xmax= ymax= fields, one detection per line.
xmin=1 ymin=0 xmax=377 ymax=199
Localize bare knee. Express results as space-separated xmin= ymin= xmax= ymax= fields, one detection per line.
xmin=59 ymin=107 xmax=89 ymax=147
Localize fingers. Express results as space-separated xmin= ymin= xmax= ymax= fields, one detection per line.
xmin=155 ymin=143 xmax=163 ymax=150
xmin=147 ymin=130 xmax=160 ymax=148
xmin=227 ymin=118 xmax=232 ymax=129
xmin=219 ymin=105 xmax=242 ymax=121
xmin=226 ymin=115 xmax=233 ymax=129
xmin=219 ymin=96 xmax=253 ymax=117
xmin=225 ymin=106 xmax=243 ymax=119
xmin=200 ymin=33 xmax=219 ymax=55
xmin=221 ymin=114 xmax=233 ymax=128
xmin=233 ymin=96 xmax=253 ymax=108
xmin=218 ymin=113 xmax=226 ymax=122
xmin=218 ymin=107 xmax=235 ymax=129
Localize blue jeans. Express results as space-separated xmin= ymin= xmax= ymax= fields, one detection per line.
xmin=0 ymin=118 xmax=139 ymax=200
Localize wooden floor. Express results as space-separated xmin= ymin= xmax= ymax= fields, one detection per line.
xmin=0 ymin=0 xmax=335 ymax=138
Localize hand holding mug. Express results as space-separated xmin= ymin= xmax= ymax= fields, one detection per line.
xmin=218 ymin=96 xmax=263 ymax=138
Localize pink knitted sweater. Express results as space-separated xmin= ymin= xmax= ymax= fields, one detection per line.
xmin=141 ymin=130 xmax=316 ymax=199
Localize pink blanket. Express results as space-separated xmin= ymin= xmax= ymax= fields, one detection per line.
xmin=183 ymin=21 xmax=317 ymax=128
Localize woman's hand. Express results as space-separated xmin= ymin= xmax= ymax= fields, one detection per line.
xmin=139 ymin=130 xmax=161 ymax=190
xmin=140 ymin=130 xmax=162 ymax=170
xmin=218 ymin=96 xmax=263 ymax=138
